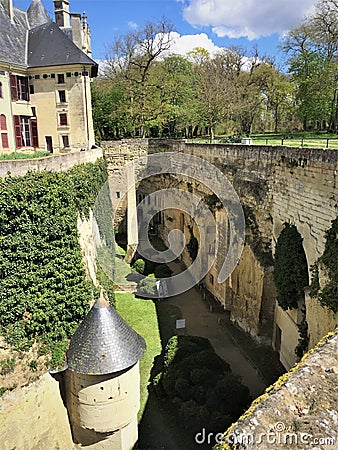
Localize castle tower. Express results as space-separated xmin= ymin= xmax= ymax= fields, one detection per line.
xmin=65 ymin=294 xmax=146 ymax=449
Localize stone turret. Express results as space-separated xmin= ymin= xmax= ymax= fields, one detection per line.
xmin=65 ymin=294 xmax=146 ymax=449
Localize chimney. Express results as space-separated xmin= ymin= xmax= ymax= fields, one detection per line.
xmin=70 ymin=13 xmax=81 ymax=49
xmin=53 ymin=0 xmax=70 ymax=27
xmin=1 ymin=0 xmax=14 ymax=21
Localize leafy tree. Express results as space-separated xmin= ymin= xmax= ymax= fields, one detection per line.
xmin=105 ymin=17 xmax=175 ymax=137
xmin=282 ymin=0 xmax=338 ymax=131
xmin=273 ymin=223 xmax=309 ymax=310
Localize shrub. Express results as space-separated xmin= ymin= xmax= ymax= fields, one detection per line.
xmin=0 ymin=357 xmax=16 ymax=375
xmin=318 ymin=217 xmax=338 ymax=312
xmin=274 ymin=223 xmax=309 ymax=310
xmin=132 ymin=258 xmax=145 ymax=274
xmin=138 ymin=275 xmax=157 ymax=297
xmin=164 ymin=335 xmax=179 ymax=368
xmin=155 ymin=335 xmax=250 ymax=436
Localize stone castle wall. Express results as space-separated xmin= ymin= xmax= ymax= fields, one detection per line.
xmin=0 ymin=147 xmax=103 ymax=178
xmin=0 ymin=373 xmax=74 ymax=450
xmin=103 ymin=139 xmax=338 ymax=366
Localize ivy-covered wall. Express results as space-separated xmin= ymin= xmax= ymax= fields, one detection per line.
xmin=0 ymin=159 xmax=107 ymax=353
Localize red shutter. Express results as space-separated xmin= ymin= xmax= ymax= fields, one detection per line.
xmin=30 ymin=118 xmax=39 ymax=148
xmin=1 ymin=133 xmax=9 ymax=149
xmin=10 ymin=75 xmax=18 ymax=101
xmin=0 ymin=114 xmax=6 ymax=130
xmin=59 ymin=113 xmax=68 ymax=126
xmin=14 ymin=115 xmax=22 ymax=148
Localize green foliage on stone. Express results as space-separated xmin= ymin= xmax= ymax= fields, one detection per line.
xmin=139 ymin=274 xmax=157 ymax=297
xmin=154 ymin=335 xmax=250 ymax=435
xmin=309 ymin=263 xmax=320 ymax=298
xmin=132 ymin=258 xmax=146 ymax=274
xmin=317 ymin=217 xmax=338 ymax=312
xmin=274 ymin=223 xmax=309 ymax=310
xmin=0 ymin=160 xmax=107 ymax=350
xmin=295 ymin=307 xmax=309 ymax=358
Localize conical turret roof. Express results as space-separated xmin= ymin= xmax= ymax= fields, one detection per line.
xmin=67 ymin=295 xmax=146 ymax=375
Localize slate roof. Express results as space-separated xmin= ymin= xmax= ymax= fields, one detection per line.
xmin=66 ymin=296 xmax=146 ymax=375
xmin=0 ymin=3 xmax=30 ymax=66
xmin=0 ymin=0 xmax=97 ymax=76
xmin=28 ymin=21 xmax=98 ymax=76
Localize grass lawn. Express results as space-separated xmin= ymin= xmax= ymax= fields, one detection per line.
xmin=0 ymin=151 xmax=51 ymax=160
xmin=115 ymin=292 xmax=162 ymax=420
xmin=189 ymin=132 xmax=338 ymax=149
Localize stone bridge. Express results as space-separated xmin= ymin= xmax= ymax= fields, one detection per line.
xmin=102 ymin=139 xmax=338 ymax=369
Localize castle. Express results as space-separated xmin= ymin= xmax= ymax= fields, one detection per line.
xmin=0 ymin=0 xmax=97 ymax=154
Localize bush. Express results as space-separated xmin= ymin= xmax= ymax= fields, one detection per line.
xmin=138 ymin=275 xmax=157 ymax=297
xmin=274 ymin=223 xmax=309 ymax=310
xmin=155 ymin=335 xmax=250 ymax=435
xmin=132 ymin=258 xmax=145 ymax=274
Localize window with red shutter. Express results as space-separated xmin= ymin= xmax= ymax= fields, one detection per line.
xmin=30 ymin=118 xmax=39 ymax=148
xmin=59 ymin=113 xmax=68 ymax=126
xmin=10 ymin=74 xmax=18 ymax=101
xmin=14 ymin=115 xmax=22 ymax=148
xmin=0 ymin=114 xmax=6 ymax=130
xmin=1 ymin=133 xmax=9 ymax=149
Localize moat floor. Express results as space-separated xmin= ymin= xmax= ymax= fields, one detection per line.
xmin=167 ymin=261 xmax=266 ymax=398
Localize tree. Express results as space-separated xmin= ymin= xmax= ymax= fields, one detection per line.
xmin=274 ymin=223 xmax=309 ymax=310
xmin=282 ymin=0 xmax=338 ymax=131
xmin=155 ymin=54 xmax=200 ymax=137
xmin=105 ymin=17 xmax=175 ymax=137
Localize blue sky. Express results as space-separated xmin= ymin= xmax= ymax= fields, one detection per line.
xmin=15 ymin=0 xmax=318 ymax=66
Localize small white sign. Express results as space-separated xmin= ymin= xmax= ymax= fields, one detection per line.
xmin=176 ymin=319 xmax=186 ymax=329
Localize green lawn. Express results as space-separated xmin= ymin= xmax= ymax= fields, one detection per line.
xmin=115 ymin=292 xmax=162 ymax=420
xmin=0 ymin=151 xmax=51 ymax=160
xmin=188 ymin=132 xmax=338 ymax=149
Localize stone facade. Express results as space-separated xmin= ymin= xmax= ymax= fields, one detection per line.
xmin=103 ymin=139 xmax=338 ymax=369
xmin=217 ymin=330 xmax=338 ymax=450
xmin=0 ymin=0 xmax=97 ymax=154
xmin=0 ymin=373 xmax=74 ymax=450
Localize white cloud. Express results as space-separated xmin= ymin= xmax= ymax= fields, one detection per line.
xmin=165 ymin=31 xmax=222 ymax=56
xmin=182 ymin=0 xmax=317 ymax=40
xmin=128 ymin=21 xmax=138 ymax=30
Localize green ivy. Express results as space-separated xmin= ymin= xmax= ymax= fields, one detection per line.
xmin=274 ymin=223 xmax=309 ymax=310
xmin=295 ymin=307 xmax=309 ymax=358
xmin=0 ymin=159 xmax=107 ymax=349
xmin=309 ymin=263 xmax=320 ymax=298
xmin=318 ymin=217 xmax=338 ymax=312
